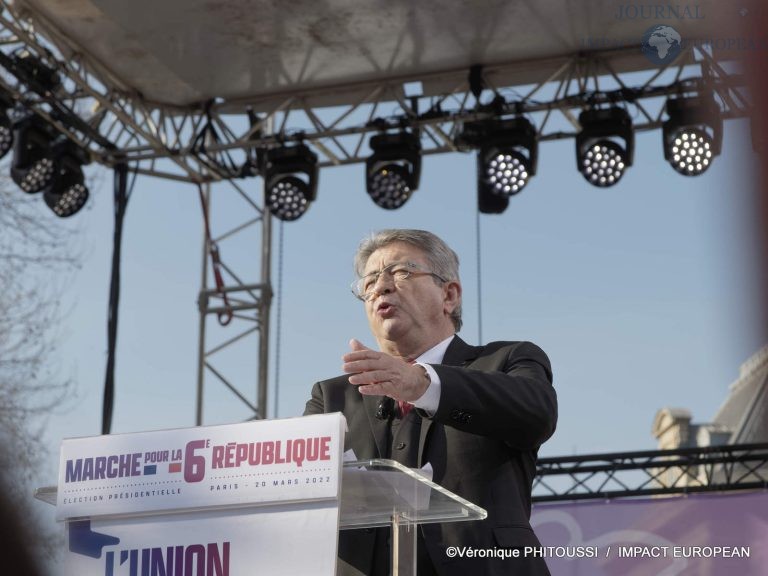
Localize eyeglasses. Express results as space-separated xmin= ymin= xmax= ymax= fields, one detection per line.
xmin=351 ymin=261 xmax=448 ymax=301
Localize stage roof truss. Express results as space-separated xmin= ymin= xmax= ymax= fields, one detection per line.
xmin=0 ymin=0 xmax=754 ymax=427
xmin=0 ymin=1 xmax=751 ymax=186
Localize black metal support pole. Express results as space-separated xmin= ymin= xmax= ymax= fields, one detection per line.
xmin=102 ymin=163 xmax=129 ymax=435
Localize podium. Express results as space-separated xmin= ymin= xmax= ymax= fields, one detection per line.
xmin=340 ymin=459 xmax=486 ymax=575
xmin=37 ymin=416 xmax=487 ymax=575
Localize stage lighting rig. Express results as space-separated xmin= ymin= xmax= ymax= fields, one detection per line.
xmin=662 ymin=95 xmax=722 ymax=176
xmin=458 ymin=117 xmax=538 ymax=214
xmin=576 ymin=107 xmax=634 ymax=188
xmin=365 ymin=131 xmax=421 ymax=210
xmin=43 ymin=139 xmax=90 ymax=218
xmin=263 ymin=143 xmax=318 ymax=221
xmin=10 ymin=114 xmax=56 ymax=193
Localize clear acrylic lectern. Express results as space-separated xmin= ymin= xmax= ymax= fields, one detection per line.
xmin=36 ymin=458 xmax=486 ymax=576
xmin=340 ymin=459 xmax=487 ymax=576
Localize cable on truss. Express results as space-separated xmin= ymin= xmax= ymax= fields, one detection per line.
xmin=196 ymin=182 xmax=233 ymax=326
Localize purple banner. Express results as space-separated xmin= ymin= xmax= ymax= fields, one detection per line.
xmin=531 ymin=491 xmax=768 ymax=576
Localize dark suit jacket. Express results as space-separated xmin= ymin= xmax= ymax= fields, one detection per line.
xmin=304 ymin=336 xmax=557 ymax=576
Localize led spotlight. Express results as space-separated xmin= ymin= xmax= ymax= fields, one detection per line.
xmin=10 ymin=115 xmax=55 ymax=193
xmin=576 ymin=107 xmax=634 ymax=188
xmin=43 ymin=140 xmax=90 ymax=218
xmin=264 ymin=144 xmax=318 ymax=221
xmin=484 ymin=149 xmax=531 ymax=196
xmin=667 ymin=127 xmax=715 ymax=176
xmin=479 ymin=119 xmax=537 ymax=197
xmin=477 ymin=158 xmax=509 ymax=213
xmin=266 ymin=176 xmax=310 ymax=221
xmin=458 ymin=117 xmax=538 ymax=214
xmin=663 ymin=95 xmax=722 ymax=176
xmin=366 ymin=131 xmax=421 ymax=209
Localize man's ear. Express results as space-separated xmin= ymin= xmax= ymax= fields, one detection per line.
xmin=443 ymin=281 xmax=462 ymax=315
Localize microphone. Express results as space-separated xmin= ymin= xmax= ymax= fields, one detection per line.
xmin=375 ymin=397 xmax=395 ymax=421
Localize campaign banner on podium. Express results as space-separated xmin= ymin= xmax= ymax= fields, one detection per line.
xmin=64 ymin=502 xmax=340 ymax=576
xmin=59 ymin=413 xmax=345 ymax=576
xmin=57 ymin=413 xmax=345 ymax=520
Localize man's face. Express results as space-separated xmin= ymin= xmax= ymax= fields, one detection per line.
xmin=362 ymin=241 xmax=458 ymax=351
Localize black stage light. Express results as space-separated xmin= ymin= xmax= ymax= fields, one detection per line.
xmin=10 ymin=114 xmax=56 ymax=193
xmin=480 ymin=119 xmax=537 ymax=197
xmin=263 ymin=144 xmax=318 ymax=221
xmin=366 ymin=131 xmax=421 ymax=209
xmin=43 ymin=140 xmax=90 ymax=218
xmin=458 ymin=117 xmax=538 ymax=214
xmin=576 ymin=107 xmax=634 ymax=188
xmin=662 ymin=95 xmax=722 ymax=177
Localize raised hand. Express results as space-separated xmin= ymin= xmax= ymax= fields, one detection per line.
xmin=342 ymin=339 xmax=429 ymax=401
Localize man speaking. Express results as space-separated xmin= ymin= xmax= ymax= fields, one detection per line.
xmin=305 ymin=229 xmax=557 ymax=575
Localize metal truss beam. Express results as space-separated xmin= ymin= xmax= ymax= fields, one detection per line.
xmin=195 ymin=179 xmax=272 ymax=425
xmin=0 ymin=1 xmax=753 ymax=187
xmin=533 ymin=443 xmax=768 ymax=502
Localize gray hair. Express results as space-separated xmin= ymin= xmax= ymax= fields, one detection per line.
xmin=354 ymin=229 xmax=463 ymax=331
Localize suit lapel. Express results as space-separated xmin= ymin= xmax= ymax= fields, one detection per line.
xmin=417 ymin=336 xmax=483 ymax=466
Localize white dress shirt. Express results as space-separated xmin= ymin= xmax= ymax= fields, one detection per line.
xmin=409 ymin=334 xmax=454 ymax=415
